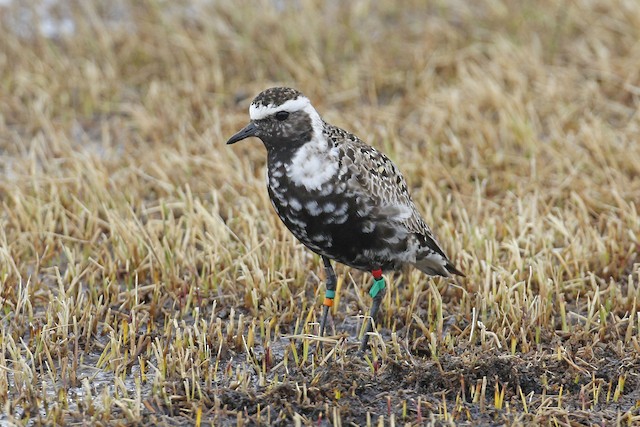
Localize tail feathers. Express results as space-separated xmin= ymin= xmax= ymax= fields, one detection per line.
xmin=413 ymin=255 xmax=465 ymax=278
xmin=445 ymin=262 xmax=465 ymax=277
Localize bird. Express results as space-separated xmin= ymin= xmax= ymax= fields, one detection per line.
xmin=226 ymin=87 xmax=463 ymax=353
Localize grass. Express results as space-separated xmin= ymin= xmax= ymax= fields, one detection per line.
xmin=0 ymin=0 xmax=639 ymax=425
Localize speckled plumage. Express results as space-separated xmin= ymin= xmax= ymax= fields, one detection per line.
xmin=252 ymin=87 xmax=302 ymax=109
xmin=227 ymin=87 xmax=463 ymax=278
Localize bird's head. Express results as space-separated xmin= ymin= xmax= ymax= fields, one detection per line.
xmin=226 ymin=87 xmax=324 ymax=150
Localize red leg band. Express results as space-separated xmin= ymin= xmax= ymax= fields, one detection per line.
xmin=372 ymin=268 xmax=383 ymax=279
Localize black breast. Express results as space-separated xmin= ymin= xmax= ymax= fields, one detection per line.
xmin=266 ymin=161 xmax=405 ymax=271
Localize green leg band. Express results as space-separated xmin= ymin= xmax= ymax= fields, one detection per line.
xmin=369 ymin=277 xmax=386 ymax=298
xmin=325 ymin=289 xmax=336 ymax=299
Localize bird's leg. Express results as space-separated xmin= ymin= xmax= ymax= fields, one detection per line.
xmin=359 ymin=268 xmax=387 ymax=354
xmin=319 ymin=256 xmax=337 ymax=337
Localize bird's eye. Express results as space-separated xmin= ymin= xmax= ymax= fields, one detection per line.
xmin=275 ymin=111 xmax=289 ymax=121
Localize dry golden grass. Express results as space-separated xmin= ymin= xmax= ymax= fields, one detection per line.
xmin=1 ymin=0 xmax=639 ymax=425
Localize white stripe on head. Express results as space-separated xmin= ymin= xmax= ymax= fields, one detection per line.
xmin=249 ymin=95 xmax=325 ymax=138
xmin=249 ymin=96 xmax=310 ymax=120
xmin=302 ymin=102 xmax=324 ymax=139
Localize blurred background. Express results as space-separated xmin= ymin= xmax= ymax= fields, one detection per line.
xmin=0 ymin=0 xmax=639 ymax=425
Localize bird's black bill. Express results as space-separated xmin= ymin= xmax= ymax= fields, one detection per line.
xmin=226 ymin=122 xmax=257 ymax=145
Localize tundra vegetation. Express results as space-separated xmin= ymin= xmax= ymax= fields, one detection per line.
xmin=0 ymin=0 xmax=639 ymax=425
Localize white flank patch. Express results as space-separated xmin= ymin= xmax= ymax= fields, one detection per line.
xmin=411 ymin=250 xmax=449 ymax=275
xmin=396 ymin=205 xmax=413 ymax=220
xmin=425 ymin=251 xmax=447 ymax=266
